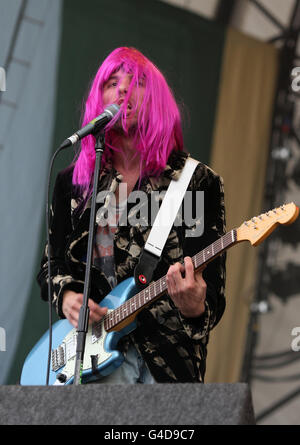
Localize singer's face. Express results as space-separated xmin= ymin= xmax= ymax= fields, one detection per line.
xmin=102 ymin=69 xmax=145 ymax=129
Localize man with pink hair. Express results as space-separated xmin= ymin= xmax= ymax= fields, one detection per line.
xmin=37 ymin=47 xmax=226 ymax=383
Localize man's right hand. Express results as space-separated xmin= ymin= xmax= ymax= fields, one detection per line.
xmin=62 ymin=290 xmax=108 ymax=328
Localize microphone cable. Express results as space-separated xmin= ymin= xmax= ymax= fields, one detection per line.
xmin=45 ymin=144 xmax=67 ymax=385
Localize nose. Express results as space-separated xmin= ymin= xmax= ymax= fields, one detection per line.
xmin=118 ymin=76 xmax=130 ymax=96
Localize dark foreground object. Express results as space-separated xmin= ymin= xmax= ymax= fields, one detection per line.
xmin=0 ymin=383 xmax=255 ymax=425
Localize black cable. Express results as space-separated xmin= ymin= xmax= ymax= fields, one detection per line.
xmin=256 ymin=385 xmax=300 ymax=422
xmin=248 ymin=0 xmax=285 ymax=31
xmin=46 ymin=145 xmax=67 ymax=385
xmin=252 ymin=352 xmax=300 ymax=370
xmin=253 ymin=357 xmax=300 ymax=371
xmin=254 ymin=349 xmax=297 ymax=360
xmin=252 ymin=372 xmax=300 ymax=383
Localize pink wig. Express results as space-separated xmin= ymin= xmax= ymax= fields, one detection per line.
xmin=72 ymin=47 xmax=184 ymax=190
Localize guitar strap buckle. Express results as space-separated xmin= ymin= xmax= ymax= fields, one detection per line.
xmin=134 ymin=250 xmax=160 ymax=290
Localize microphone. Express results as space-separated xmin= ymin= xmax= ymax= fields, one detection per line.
xmin=60 ymin=104 xmax=120 ymax=149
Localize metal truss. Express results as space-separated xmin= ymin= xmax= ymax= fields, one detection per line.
xmin=218 ymin=0 xmax=300 ymax=423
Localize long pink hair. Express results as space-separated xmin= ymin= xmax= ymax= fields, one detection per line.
xmin=72 ymin=47 xmax=184 ymax=191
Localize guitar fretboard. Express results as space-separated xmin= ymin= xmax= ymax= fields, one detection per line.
xmin=98 ymin=229 xmax=236 ymax=332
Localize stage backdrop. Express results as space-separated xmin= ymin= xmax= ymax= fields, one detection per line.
xmin=207 ymin=28 xmax=278 ymax=382
xmin=1 ymin=0 xmax=278 ymax=385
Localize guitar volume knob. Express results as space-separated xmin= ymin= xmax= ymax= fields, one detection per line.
xmin=57 ymin=373 xmax=67 ymax=383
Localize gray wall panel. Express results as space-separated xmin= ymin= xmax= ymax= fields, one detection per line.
xmin=0 ymin=0 xmax=62 ymax=384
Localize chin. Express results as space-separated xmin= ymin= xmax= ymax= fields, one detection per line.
xmin=113 ymin=115 xmax=138 ymax=132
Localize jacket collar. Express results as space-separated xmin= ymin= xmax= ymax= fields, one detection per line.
xmin=147 ymin=150 xmax=189 ymax=190
xmin=161 ymin=149 xmax=189 ymax=180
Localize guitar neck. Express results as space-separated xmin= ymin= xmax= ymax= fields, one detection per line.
xmin=103 ymin=229 xmax=237 ymax=332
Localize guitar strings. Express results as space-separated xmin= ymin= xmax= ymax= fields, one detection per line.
xmin=92 ymin=230 xmax=236 ymax=334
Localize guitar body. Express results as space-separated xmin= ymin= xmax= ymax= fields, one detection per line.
xmin=20 ymin=277 xmax=138 ymax=385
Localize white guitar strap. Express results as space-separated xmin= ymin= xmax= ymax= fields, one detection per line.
xmin=134 ymin=156 xmax=199 ymax=288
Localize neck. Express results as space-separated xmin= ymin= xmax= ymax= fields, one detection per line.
xmin=111 ymin=133 xmax=141 ymax=174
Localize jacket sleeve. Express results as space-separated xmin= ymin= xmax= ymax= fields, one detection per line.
xmin=36 ymin=169 xmax=84 ymax=318
xmin=178 ymin=163 xmax=226 ymax=341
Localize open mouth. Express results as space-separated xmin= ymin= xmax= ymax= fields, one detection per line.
xmin=118 ymin=99 xmax=132 ymax=111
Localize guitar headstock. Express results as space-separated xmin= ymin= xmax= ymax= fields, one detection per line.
xmin=236 ymin=202 xmax=299 ymax=246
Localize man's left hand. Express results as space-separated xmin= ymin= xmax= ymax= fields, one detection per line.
xmin=166 ymin=256 xmax=207 ymax=318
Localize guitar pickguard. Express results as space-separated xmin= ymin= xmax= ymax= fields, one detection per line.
xmin=21 ymin=277 xmax=138 ymax=385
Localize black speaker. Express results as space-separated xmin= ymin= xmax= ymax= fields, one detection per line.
xmin=0 ymin=383 xmax=255 ymax=425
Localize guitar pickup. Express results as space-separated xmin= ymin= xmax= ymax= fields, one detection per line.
xmin=91 ymin=321 xmax=103 ymax=344
xmin=51 ymin=343 xmax=66 ymax=371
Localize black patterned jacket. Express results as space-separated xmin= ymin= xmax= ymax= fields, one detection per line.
xmin=37 ymin=150 xmax=226 ymax=383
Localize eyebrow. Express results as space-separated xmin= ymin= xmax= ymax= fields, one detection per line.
xmin=108 ymin=75 xmax=119 ymax=81
xmin=104 ymin=72 xmax=144 ymax=88
xmin=106 ymin=73 xmax=134 ymax=82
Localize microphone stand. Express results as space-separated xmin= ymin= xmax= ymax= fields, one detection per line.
xmin=73 ymin=131 xmax=105 ymax=385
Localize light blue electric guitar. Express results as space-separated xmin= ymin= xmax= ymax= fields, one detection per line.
xmin=20 ymin=203 xmax=298 ymax=385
